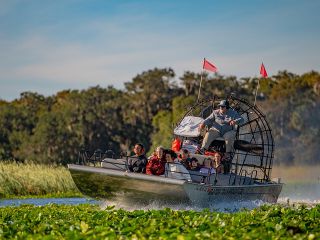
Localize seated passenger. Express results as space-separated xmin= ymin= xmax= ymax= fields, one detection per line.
xmin=165 ymin=150 xmax=191 ymax=181
xmin=222 ymin=153 xmax=232 ymax=174
xmin=189 ymin=157 xmax=201 ymax=171
xmin=212 ymin=152 xmax=224 ymax=174
xmin=128 ymin=143 xmax=148 ymax=173
xmin=178 ymin=149 xmax=192 ymax=169
xmin=199 ymin=158 xmax=216 ymax=175
xmin=146 ymin=146 xmax=166 ymax=176
xmin=198 ymin=100 xmax=244 ymax=157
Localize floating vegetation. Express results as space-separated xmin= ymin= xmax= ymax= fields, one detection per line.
xmin=0 ymin=204 xmax=319 ymax=239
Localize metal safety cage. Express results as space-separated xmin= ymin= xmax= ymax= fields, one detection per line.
xmin=174 ymin=95 xmax=274 ymax=183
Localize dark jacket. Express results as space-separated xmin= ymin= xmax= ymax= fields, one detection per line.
xmin=189 ymin=165 xmax=201 ymax=171
xmin=128 ymin=154 xmax=148 ymax=173
xmin=179 ymin=158 xmax=191 ymax=170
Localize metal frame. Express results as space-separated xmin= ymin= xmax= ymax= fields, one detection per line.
xmin=174 ymin=95 xmax=274 ymax=183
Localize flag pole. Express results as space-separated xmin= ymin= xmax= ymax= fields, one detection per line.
xmin=253 ymin=78 xmax=260 ymax=106
xmin=197 ymin=58 xmax=217 ymax=103
xmin=254 ymin=62 xmax=268 ymax=106
xmin=197 ymin=70 xmax=204 ymax=103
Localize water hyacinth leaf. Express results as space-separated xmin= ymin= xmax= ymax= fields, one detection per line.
xmin=80 ymin=221 xmax=89 ymax=233
xmin=275 ymin=223 xmax=282 ymax=231
xmin=0 ymin=204 xmax=318 ymax=239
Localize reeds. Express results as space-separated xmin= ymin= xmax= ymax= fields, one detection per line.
xmin=0 ymin=162 xmax=80 ymax=198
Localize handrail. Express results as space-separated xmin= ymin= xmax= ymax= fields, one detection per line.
xmin=239 ymin=169 xmax=248 ymax=185
xmin=77 ymin=147 xmax=269 ymax=185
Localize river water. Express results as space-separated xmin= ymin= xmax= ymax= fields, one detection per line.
xmin=1 ymin=182 xmax=318 ymax=211
xmin=0 ymin=197 xmax=98 ymax=207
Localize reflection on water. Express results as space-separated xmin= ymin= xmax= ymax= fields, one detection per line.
xmin=0 ymin=198 xmax=98 ymax=207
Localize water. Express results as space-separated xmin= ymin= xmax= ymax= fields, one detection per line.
xmin=1 ymin=182 xmax=318 ymax=211
xmin=100 ymin=181 xmax=319 ymax=212
xmin=277 ymin=182 xmax=320 ymax=205
xmin=272 ymin=165 xmax=320 ymax=205
xmin=0 ymin=197 xmax=98 ymax=207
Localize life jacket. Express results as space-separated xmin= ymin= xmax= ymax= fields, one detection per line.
xmin=204 ymin=150 xmax=218 ymax=156
xmin=171 ymin=137 xmax=182 ymax=152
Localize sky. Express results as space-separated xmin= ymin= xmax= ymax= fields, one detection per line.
xmin=1 ymin=0 xmax=320 ymax=101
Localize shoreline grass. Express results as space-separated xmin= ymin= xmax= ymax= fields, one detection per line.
xmin=0 ymin=162 xmax=81 ymax=198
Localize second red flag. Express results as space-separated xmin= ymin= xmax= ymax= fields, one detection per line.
xmin=260 ymin=63 xmax=268 ymax=78
xmin=203 ymin=58 xmax=218 ymax=72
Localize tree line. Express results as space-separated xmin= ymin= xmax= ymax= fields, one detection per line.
xmin=0 ymin=68 xmax=319 ymax=165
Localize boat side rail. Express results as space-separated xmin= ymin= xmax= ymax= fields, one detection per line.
xmin=77 ymin=149 xmax=224 ymax=185
xmin=77 ymin=148 xmax=117 ymax=166
xmin=239 ymin=169 xmax=249 ymax=185
xmin=228 ymin=168 xmax=260 ymax=185
xmin=93 ymin=157 xmax=219 ymax=184
xmin=77 ymin=149 xmax=92 ymax=165
xmin=203 ymin=172 xmax=218 ymax=185
xmin=250 ymin=170 xmax=258 ymax=184
xmin=163 ymin=164 xmax=218 ymax=185
xmin=101 ymin=158 xmax=128 ymax=171
xmin=228 ymin=169 xmax=237 ymax=185
xmin=77 ymin=150 xmax=263 ymax=186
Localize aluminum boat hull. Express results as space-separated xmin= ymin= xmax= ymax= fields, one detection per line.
xmin=68 ymin=164 xmax=283 ymax=207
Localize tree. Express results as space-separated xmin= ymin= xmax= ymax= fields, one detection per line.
xmin=149 ymin=95 xmax=196 ymax=154
xmin=0 ymin=69 xmax=319 ymax=166
xmin=149 ymin=110 xmax=173 ymax=153
xmin=124 ymin=68 xmax=179 ymax=124
xmin=180 ymin=71 xmax=203 ymax=96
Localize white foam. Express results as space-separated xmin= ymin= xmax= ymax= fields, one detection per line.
xmin=99 ymin=199 xmax=267 ymax=213
xmin=277 ymin=197 xmax=320 ymax=205
xmin=99 ymin=182 xmax=320 ymax=212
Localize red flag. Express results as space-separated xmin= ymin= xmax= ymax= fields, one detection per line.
xmin=260 ymin=63 xmax=268 ymax=78
xmin=203 ymin=58 xmax=217 ymax=72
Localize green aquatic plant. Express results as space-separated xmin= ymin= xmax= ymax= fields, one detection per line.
xmin=0 ymin=204 xmax=319 ymax=239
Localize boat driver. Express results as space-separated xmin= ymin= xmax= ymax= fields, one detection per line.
xmin=198 ymin=100 xmax=244 ymax=157
xmin=128 ymin=143 xmax=148 ymax=173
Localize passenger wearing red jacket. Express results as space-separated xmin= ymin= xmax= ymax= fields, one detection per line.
xmin=146 ymin=146 xmax=166 ymax=175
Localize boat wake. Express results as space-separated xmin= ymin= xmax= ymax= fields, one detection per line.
xmin=99 ymin=181 xmax=320 ymax=212
xmin=99 ymin=197 xmax=319 ymax=212
xmin=277 ymin=197 xmax=320 ymax=206
xmin=99 ymin=199 xmax=267 ymax=213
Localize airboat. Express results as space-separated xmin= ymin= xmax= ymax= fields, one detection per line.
xmin=68 ymin=96 xmax=283 ymax=207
